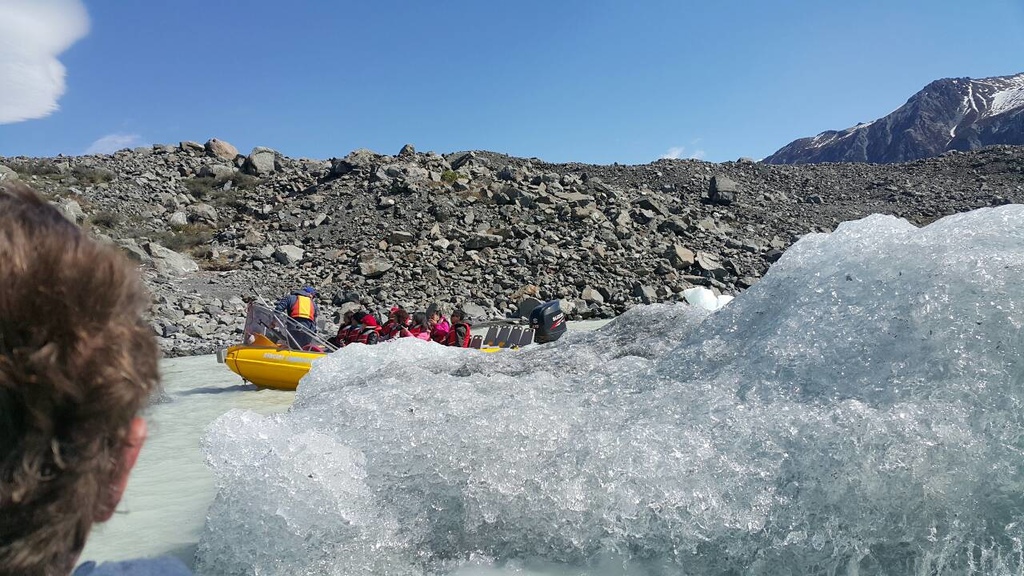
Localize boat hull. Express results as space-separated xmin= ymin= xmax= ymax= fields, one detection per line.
xmin=223 ymin=344 xmax=325 ymax=391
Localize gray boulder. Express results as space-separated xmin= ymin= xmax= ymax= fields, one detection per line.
xmin=696 ymin=251 xmax=726 ymax=277
xmin=447 ymin=151 xmax=475 ymax=170
xmin=273 ymin=244 xmax=305 ymax=265
xmin=179 ymin=141 xmax=205 ymax=154
xmin=388 ymin=230 xmax=416 ymax=244
xmin=116 ymin=238 xmax=151 ymax=263
xmin=709 ymin=175 xmax=739 ymax=205
xmin=460 ymin=302 xmax=488 ymax=321
xmin=145 ymin=242 xmax=199 ymax=275
xmin=55 ymin=199 xmax=85 ymax=224
xmin=257 ymin=245 xmax=276 ymax=259
xmin=199 ymin=164 xmax=235 ymax=179
xmin=632 ymin=283 xmax=657 ymax=304
xmin=330 ymin=148 xmax=379 ymax=177
xmin=187 ymin=202 xmax=219 ymax=224
xmin=242 ymin=147 xmax=279 ymax=176
xmin=666 ymin=244 xmax=695 ymax=269
xmin=636 ymin=197 xmax=668 ymax=216
xmin=358 ymin=253 xmax=393 ymax=278
xmin=242 ymin=228 xmax=265 ymax=247
xmin=581 ymin=287 xmax=605 ymax=304
xmin=0 ymin=164 xmax=18 ymax=182
xmin=168 ymin=211 xmax=188 ymax=227
xmin=465 ymin=232 xmax=504 ymax=250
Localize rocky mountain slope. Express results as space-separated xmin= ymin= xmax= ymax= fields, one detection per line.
xmin=3 ymin=140 xmax=1023 ymax=357
xmin=765 ymin=73 xmax=1024 ymax=164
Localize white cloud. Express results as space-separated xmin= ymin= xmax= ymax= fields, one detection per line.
xmin=661 ymin=146 xmax=686 ymax=160
xmin=85 ymin=133 xmax=142 ymax=155
xmin=0 ymin=0 xmax=90 ymax=124
xmin=660 ymin=146 xmax=706 ymax=160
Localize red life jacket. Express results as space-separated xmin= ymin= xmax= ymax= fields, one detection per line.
xmin=332 ymin=324 xmax=357 ymax=347
xmin=289 ymin=294 xmax=315 ymax=321
xmin=344 ymin=324 xmax=364 ymax=345
xmin=380 ymin=321 xmax=405 ymax=340
xmin=353 ymin=317 xmax=381 ymax=345
xmin=444 ymin=323 xmax=471 ymax=347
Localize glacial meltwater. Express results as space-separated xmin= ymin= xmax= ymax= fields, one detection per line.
xmin=87 ymin=206 xmax=1024 ymax=575
xmin=78 ymin=356 xmax=295 ymax=565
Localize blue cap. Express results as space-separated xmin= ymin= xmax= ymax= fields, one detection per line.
xmin=303 ymin=286 xmax=317 ymax=295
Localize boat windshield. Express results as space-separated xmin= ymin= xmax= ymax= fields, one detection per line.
xmin=241 ymin=302 xmax=336 ymax=352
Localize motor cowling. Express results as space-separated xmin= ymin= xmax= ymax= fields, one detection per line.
xmin=529 ymin=300 xmax=567 ymax=343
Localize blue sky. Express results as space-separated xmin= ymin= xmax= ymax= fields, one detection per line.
xmin=1 ymin=0 xmax=1022 ymax=164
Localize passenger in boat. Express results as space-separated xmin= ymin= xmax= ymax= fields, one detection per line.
xmin=427 ymin=302 xmax=451 ymax=343
xmin=380 ymin=306 xmax=407 ymax=340
xmin=405 ymin=311 xmax=433 ymax=341
xmin=351 ymin=311 xmax=381 ymax=345
xmin=328 ymin=310 xmax=355 ymax=348
xmin=343 ymin=312 xmax=366 ymax=346
xmin=445 ymin=308 xmax=472 ymax=347
xmin=387 ymin=308 xmax=413 ymax=339
xmin=0 ymin=182 xmax=193 ymax=575
xmin=274 ymin=286 xmax=319 ymax=348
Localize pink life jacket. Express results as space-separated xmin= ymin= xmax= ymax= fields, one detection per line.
xmin=408 ymin=326 xmax=431 ymax=341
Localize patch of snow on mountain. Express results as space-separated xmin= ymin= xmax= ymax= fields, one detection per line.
xmin=809 ymin=120 xmax=876 ymax=150
xmin=989 ymin=74 xmax=1024 ymax=116
xmin=951 ymin=92 xmax=973 ymax=138
xmin=809 ymin=132 xmax=840 ymax=149
xmin=852 ymin=119 xmax=876 ymax=131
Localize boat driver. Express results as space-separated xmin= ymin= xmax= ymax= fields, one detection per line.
xmin=274 ymin=286 xmax=319 ymax=348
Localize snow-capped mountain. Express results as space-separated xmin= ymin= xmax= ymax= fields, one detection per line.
xmin=764 ymin=73 xmax=1024 ymax=164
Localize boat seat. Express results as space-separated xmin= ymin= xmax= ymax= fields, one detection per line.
xmin=506 ymin=327 xmax=523 ymax=348
xmin=481 ymin=326 xmax=499 ymax=347
xmin=494 ymin=326 xmax=512 ymax=348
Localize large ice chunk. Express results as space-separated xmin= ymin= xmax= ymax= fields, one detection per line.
xmin=683 ymin=286 xmax=734 ymax=311
xmin=199 ymin=206 xmax=1024 ymax=575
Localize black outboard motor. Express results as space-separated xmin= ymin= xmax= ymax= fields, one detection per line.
xmin=529 ymin=300 xmax=567 ymax=343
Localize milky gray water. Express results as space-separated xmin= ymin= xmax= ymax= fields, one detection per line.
xmin=83 ymin=206 xmax=1024 ymax=575
xmin=79 ymin=355 xmax=295 ymax=565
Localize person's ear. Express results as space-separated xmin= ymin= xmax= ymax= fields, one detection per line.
xmin=95 ymin=417 xmax=147 ymax=522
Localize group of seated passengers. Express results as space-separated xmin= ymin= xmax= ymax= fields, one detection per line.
xmin=327 ymin=305 xmax=472 ymax=349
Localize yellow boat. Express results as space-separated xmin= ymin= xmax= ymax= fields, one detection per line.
xmin=221 ymin=333 xmax=325 ymax=391
xmin=217 ymin=300 xmax=568 ymax=391
xmin=217 ymin=303 xmax=332 ymax=391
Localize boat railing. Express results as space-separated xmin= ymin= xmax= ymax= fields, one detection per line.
xmin=241 ymin=302 xmax=337 ymax=352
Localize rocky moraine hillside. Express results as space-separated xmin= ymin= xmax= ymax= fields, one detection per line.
xmin=2 ymin=140 xmax=1023 ymax=356
xmin=766 ymin=73 xmax=1024 ymax=164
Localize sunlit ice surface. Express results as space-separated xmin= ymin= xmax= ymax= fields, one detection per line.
xmin=198 ymin=206 xmax=1024 ymax=575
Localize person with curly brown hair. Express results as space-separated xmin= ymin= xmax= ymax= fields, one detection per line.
xmin=0 ymin=182 xmax=191 ymax=575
